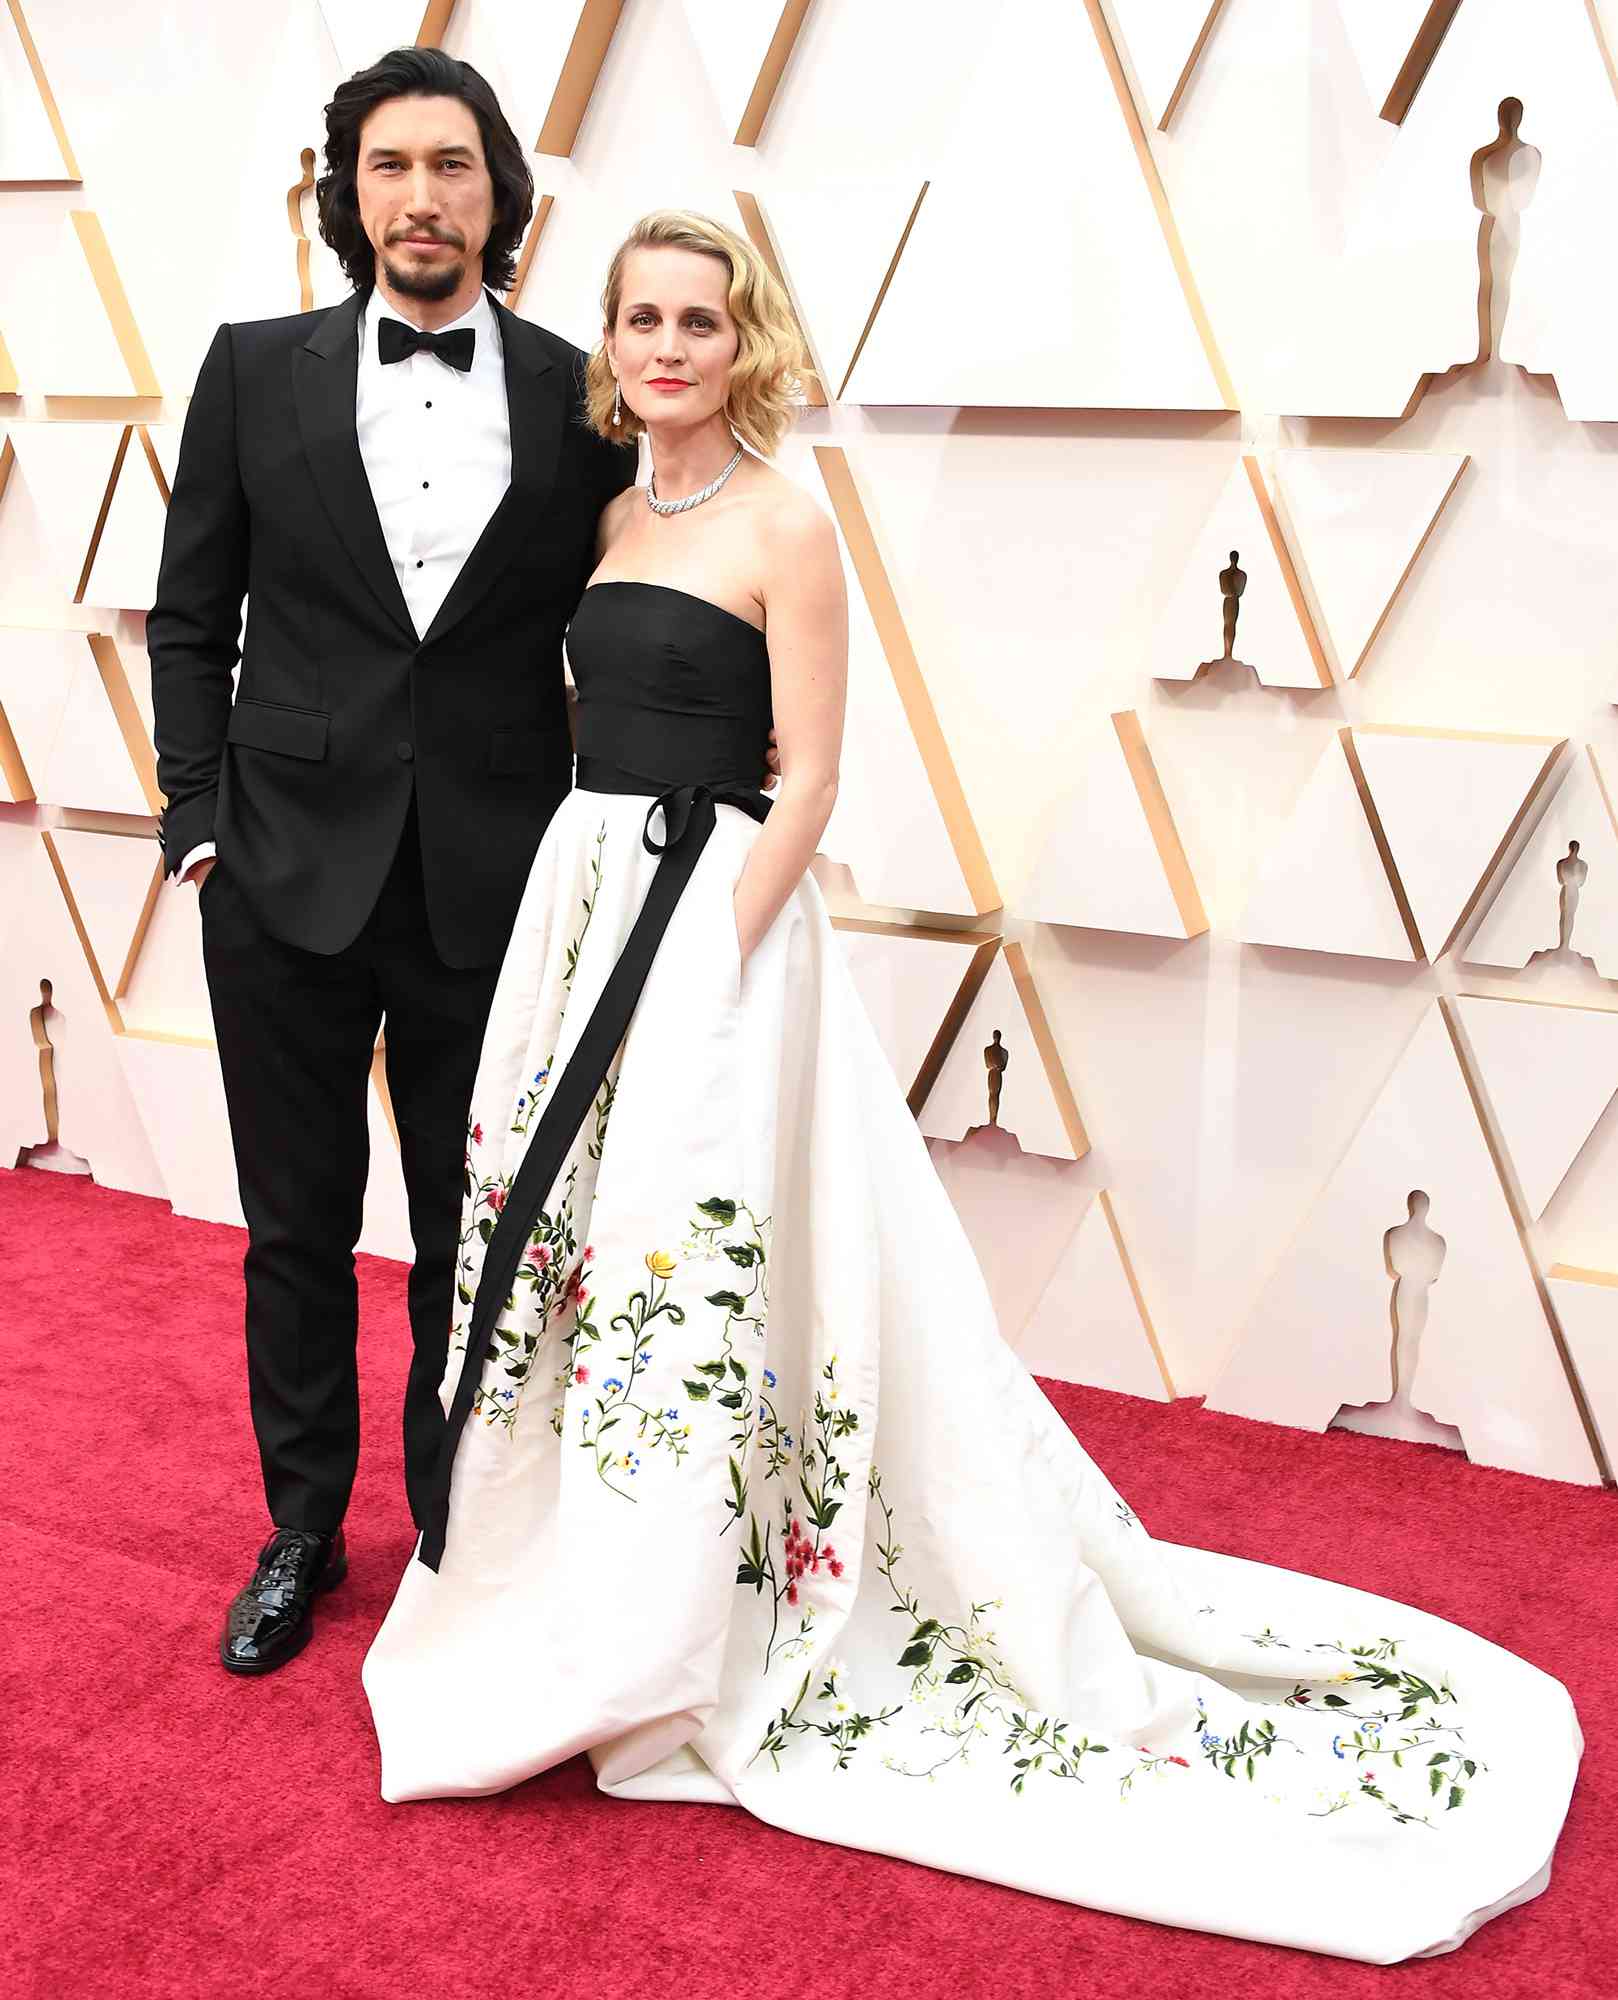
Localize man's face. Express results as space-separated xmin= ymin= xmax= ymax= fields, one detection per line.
xmin=355 ymin=93 xmax=494 ymax=302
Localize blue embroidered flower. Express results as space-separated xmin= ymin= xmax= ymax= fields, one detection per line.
xmin=664 ymin=1407 xmax=680 ymax=1421
xmin=637 ymin=1349 xmax=652 ymax=1365
xmin=763 ymin=1368 xmax=777 ymax=1388
xmin=1330 ymin=1735 xmax=1347 ymax=1760
xmin=603 ymin=1376 xmax=625 ymax=1392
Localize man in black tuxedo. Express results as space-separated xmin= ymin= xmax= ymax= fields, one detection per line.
xmin=149 ymin=48 xmax=636 ymax=1675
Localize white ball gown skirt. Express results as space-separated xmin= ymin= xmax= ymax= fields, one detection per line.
xmin=360 ymin=576 xmax=1568 ymax=1952
xmin=363 ymin=767 xmax=1580 ymax=1965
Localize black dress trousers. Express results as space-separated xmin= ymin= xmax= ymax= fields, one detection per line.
xmin=202 ymin=795 xmax=500 ymax=1533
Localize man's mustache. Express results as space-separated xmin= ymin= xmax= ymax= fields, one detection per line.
xmin=387 ymin=226 xmax=465 ymax=248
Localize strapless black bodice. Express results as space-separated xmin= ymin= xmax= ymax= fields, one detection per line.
xmin=568 ymin=581 xmax=772 ymax=794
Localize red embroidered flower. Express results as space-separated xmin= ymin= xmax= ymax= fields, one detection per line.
xmin=574 ymin=1365 xmax=589 ymax=1385
xmin=786 ymin=1582 xmax=799 ymax=1606
xmin=569 ymin=1270 xmax=589 ymax=1303
xmin=527 ymin=1244 xmax=552 ymax=1268
xmin=583 ymin=1245 xmax=595 ymax=1263
xmin=471 ymin=1123 xmax=484 ymax=1146
xmin=1169 ymin=1756 xmax=1189 ymax=1768
xmin=484 ymin=1185 xmax=508 ymax=1213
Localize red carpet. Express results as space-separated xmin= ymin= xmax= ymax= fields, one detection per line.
xmin=1 ymin=1166 xmax=1610 ymax=2000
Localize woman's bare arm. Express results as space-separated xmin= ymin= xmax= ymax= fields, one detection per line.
xmin=732 ymin=494 xmax=847 ymax=963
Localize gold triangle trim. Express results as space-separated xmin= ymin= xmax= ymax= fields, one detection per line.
xmin=1003 ymin=940 xmax=1090 ymax=1158
xmin=535 ymin=0 xmax=626 ymax=156
xmin=1325 ymin=454 xmax=1471 ymax=678
xmin=1379 ymin=0 xmax=1463 ymax=124
xmin=86 ymin=631 xmax=161 ymax=814
xmin=1352 ymin=724 xmax=1565 ymax=959
xmin=507 ymin=194 xmax=556 ymax=312
xmin=1440 ymin=995 xmax=1613 ymax=1483
xmin=734 ymin=0 xmax=813 ymax=146
xmin=73 ymin=423 xmax=132 ymax=604
xmin=814 ymin=444 xmax=1000 ymax=915
xmin=137 ymin=423 xmax=171 ymax=505
xmin=417 ymin=0 xmax=455 ymax=42
xmin=1244 ymin=454 xmax=1332 ymax=687
xmin=731 ymin=191 xmax=825 ymax=406
xmin=0 ymin=326 xmax=17 ymax=394
xmin=1110 ymin=709 xmax=1207 ymax=935
xmin=831 ymin=917 xmax=1001 ymax=1112
xmin=41 ymin=828 xmax=123 ymax=1029
xmin=1081 ymin=0 xmax=1235 ymax=409
xmin=1153 ymin=0 xmax=1227 ymax=129
xmin=1550 ymin=1262 xmax=1618 ymax=1289
xmin=68 ymin=212 xmax=160 ymax=397
xmin=838 ymin=182 xmax=929 ymax=401
xmin=3 ymin=0 xmax=80 ymax=180
xmin=1097 ymin=1189 xmax=1178 ymax=1396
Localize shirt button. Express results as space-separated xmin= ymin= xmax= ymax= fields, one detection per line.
xmin=415 ymin=559 xmax=424 ymax=568
xmin=425 ymin=400 xmax=433 ymax=409
xmin=396 ymin=742 xmax=414 ymax=762
xmin=422 ymin=480 xmax=429 ymax=489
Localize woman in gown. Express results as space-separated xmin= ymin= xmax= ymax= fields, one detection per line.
xmin=362 ymin=212 xmax=1580 ymax=1962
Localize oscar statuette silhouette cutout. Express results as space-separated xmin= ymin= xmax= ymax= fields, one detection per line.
xmin=1333 ymin=1192 xmax=1465 ymax=1451
xmin=983 ymin=1028 xmax=1008 ymax=1128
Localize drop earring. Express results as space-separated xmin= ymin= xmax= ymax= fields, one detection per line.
xmin=612 ymin=377 xmax=621 ymax=427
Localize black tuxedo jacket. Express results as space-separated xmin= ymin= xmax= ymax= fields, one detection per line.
xmin=148 ymin=290 xmax=636 ymax=969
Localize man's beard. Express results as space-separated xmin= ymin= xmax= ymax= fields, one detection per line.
xmin=381 ymin=249 xmax=468 ymax=302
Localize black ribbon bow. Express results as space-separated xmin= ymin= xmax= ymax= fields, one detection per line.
xmin=377 ymin=317 xmax=475 ymax=372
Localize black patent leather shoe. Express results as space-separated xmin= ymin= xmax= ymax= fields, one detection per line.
xmin=219 ymin=1526 xmax=348 ymax=1676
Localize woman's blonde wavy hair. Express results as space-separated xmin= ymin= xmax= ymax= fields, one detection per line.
xmin=585 ymin=209 xmax=809 ymax=457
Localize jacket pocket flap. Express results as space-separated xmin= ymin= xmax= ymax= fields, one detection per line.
xmin=227 ymin=699 xmax=329 ymax=761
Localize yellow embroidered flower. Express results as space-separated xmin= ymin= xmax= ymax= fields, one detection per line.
xmin=645 ymin=1249 xmax=678 ymax=1280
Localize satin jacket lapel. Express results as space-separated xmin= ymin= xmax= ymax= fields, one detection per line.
xmin=420 ymin=298 xmax=563 ymax=650
xmin=293 ymin=293 xmax=416 ymax=643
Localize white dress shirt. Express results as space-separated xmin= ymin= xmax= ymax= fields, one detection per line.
xmin=178 ymin=287 xmax=513 ymax=883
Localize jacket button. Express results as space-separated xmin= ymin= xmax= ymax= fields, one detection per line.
xmin=396 ymin=741 xmax=414 ymax=762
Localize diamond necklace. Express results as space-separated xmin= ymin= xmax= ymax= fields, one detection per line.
xmin=646 ymin=443 xmax=744 ymax=516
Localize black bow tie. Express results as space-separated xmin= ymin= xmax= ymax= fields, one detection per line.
xmin=377 ymin=317 xmax=475 ymax=372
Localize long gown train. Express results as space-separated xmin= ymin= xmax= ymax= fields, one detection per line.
xmin=363 ymin=581 xmax=1580 ymax=1963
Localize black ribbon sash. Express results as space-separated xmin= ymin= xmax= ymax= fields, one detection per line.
xmin=416 ymin=764 xmax=771 ymax=1572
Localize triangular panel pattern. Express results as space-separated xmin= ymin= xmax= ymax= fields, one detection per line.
xmin=0 ymin=834 xmax=164 ymax=1195
xmin=1208 ymin=1000 xmax=1601 ymax=1485
xmin=1456 ymin=994 xmax=1618 ymax=1221
xmin=918 ymin=942 xmax=1088 ymax=1161
xmin=38 ymin=213 xmax=159 ymax=396
xmin=831 ymin=920 xmax=999 ymax=1110
xmin=1547 ymin=1265 xmax=1618 ymax=1479
xmin=748 ymin=181 xmax=927 ymax=399
xmin=48 ymin=828 xmax=161 ymax=1000
xmin=38 ymin=634 xmax=157 ymax=816
xmin=1016 ymin=1190 xmax=1175 ymax=1399
xmin=1467 ymin=747 xmax=1618 ymax=977
xmin=1355 ymin=725 xmax=1564 ymax=961
xmin=1108 ymin=0 xmax=1227 ymax=129
xmin=811 ymin=446 xmax=998 ymax=917
xmin=1240 ymin=731 xmax=1414 ymax=961
xmin=1152 ymin=457 xmax=1329 ymax=689
xmin=680 ymin=0 xmax=811 ymax=144
xmin=1271 ymin=448 xmax=1468 ymax=678
xmin=80 ymin=425 xmax=172 ymax=611
xmin=0 ymin=625 xmax=79 ymax=800
xmin=3 ymin=422 xmax=126 ymax=597
xmin=844 ymin=0 xmax=1228 ymax=409
xmin=1023 ymin=710 xmax=1206 ymax=937
xmin=444 ymin=0 xmax=625 ymax=156
xmin=0 ymin=0 xmax=78 ymax=180
xmin=317 ymin=0 xmax=451 ymax=74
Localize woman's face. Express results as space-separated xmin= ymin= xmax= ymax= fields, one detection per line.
xmin=606 ymin=245 xmax=739 ymax=435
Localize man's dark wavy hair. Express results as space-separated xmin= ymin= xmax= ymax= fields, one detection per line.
xmin=316 ymin=46 xmax=534 ymax=295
